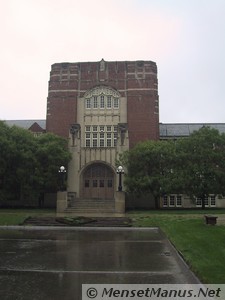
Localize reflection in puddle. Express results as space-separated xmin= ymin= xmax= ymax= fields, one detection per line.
xmin=0 ymin=227 xmax=199 ymax=300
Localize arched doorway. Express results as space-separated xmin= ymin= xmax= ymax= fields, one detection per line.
xmin=82 ymin=163 xmax=114 ymax=199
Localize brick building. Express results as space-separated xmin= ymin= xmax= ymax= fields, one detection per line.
xmin=4 ymin=121 xmax=225 ymax=210
xmin=6 ymin=60 xmax=225 ymax=211
xmin=46 ymin=59 xmax=159 ymax=215
xmin=46 ymin=59 xmax=159 ymax=145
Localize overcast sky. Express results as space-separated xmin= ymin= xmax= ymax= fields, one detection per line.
xmin=1 ymin=0 xmax=225 ymax=123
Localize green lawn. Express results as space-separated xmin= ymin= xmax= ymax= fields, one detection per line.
xmin=0 ymin=208 xmax=56 ymax=225
xmin=128 ymin=209 xmax=225 ymax=283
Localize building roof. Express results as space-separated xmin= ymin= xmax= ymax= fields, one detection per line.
xmin=3 ymin=120 xmax=225 ymax=138
xmin=160 ymin=123 xmax=225 ymax=138
xmin=3 ymin=120 xmax=46 ymax=130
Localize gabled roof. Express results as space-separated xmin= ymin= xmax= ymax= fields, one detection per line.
xmin=3 ymin=120 xmax=46 ymax=130
xmin=160 ymin=123 xmax=225 ymax=138
xmin=28 ymin=122 xmax=46 ymax=132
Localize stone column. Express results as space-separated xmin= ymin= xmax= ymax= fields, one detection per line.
xmin=115 ymin=191 xmax=125 ymax=215
xmin=57 ymin=191 xmax=68 ymax=214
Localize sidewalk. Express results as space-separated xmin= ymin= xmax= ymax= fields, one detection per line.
xmin=0 ymin=226 xmax=200 ymax=300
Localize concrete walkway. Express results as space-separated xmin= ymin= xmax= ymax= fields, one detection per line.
xmin=0 ymin=226 xmax=200 ymax=300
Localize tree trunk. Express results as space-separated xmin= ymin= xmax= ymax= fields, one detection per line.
xmin=201 ymin=195 xmax=205 ymax=209
xmin=154 ymin=196 xmax=159 ymax=209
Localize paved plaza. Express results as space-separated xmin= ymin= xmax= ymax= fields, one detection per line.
xmin=0 ymin=226 xmax=199 ymax=300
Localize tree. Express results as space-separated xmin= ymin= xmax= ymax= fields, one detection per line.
xmin=120 ymin=126 xmax=225 ymax=209
xmin=0 ymin=121 xmax=71 ymax=206
xmin=0 ymin=123 xmax=38 ymax=202
xmin=175 ymin=126 xmax=225 ymax=208
xmin=120 ymin=140 xmax=177 ymax=208
xmin=35 ymin=133 xmax=71 ymax=195
xmin=0 ymin=121 xmax=14 ymax=200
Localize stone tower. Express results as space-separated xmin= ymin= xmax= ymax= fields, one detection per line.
xmin=46 ymin=59 xmax=159 ymax=216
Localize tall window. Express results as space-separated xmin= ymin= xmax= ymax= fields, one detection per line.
xmin=114 ymin=98 xmax=119 ymax=108
xmin=210 ymin=195 xmax=216 ymax=206
xmin=114 ymin=126 xmax=118 ymax=146
xmin=93 ymin=96 xmax=98 ymax=108
xmin=86 ymin=99 xmax=91 ymax=108
xmin=85 ymin=125 xmax=118 ymax=148
xmin=85 ymin=133 xmax=91 ymax=147
xmin=85 ymin=95 xmax=119 ymax=109
xmin=100 ymin=96 xmax=105 ymax=108
xmin=204 ymin=196 xmax=209 ymax=206
xmin=107 ymin=96 xmax=112 ymax=108
xmin=176 ymin=195 xmax=182 ymax=207
xmin=163 ymin=195 xmax=168 ymax=207
xmin=169 ymin=195 xmax=175 ymax=207
xmin=196 ymin=197 xmax=202 ymax=207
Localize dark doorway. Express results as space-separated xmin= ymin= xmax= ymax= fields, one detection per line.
xmin=82 ymin=163 xmax=114 ymax=199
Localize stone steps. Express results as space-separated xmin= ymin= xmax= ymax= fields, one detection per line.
xmin=65 ymin=199 xmax=115 ymax=215
xmin=65 ymin=208 xmax=115 ymax=213
xmin=68 ymin=198 xmax=115 ymax=211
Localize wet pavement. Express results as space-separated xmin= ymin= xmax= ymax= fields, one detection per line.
xmin=0 ymin=226 xmax=200 ymax=300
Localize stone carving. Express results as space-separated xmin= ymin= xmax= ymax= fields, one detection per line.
xmin=118 ymin=123 xmax=128 ymax=145
xmin=70 ymin=124 xmax=80 ymax=146
xmin=100 ymin=58 xmax=105 ymax=71
xmin=84 ymin=86 xmax=120 ymax=99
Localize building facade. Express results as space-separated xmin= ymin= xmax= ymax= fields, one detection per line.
xmin=4 ymin=121 xmax=225 ymax=210
xmin=5 ymin=59 xmax=225 ymax=211
xmin=46 ymin=59 xmax=159 ymax=215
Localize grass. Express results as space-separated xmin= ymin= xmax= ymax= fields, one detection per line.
xmin=0 ymin=208 xmax=56 ymax=225
xmin=128 ymin=209 xmax=225 ymax=283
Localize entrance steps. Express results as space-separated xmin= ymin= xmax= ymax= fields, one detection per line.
xmin=65 ymin=198 xmax=115 ymax=214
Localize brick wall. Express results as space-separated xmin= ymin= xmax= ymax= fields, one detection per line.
xmin=46 ymin=60 xmax=159 ymax=146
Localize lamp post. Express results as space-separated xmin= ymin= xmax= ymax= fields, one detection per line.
xmin=117 ymin=165 xmax=124 ymax=192
xmin=58 ymin=166 xmax=66 ymax=191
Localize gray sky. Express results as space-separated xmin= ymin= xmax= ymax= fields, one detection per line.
xmin=1 ymin=0 xmax=225 ymax=123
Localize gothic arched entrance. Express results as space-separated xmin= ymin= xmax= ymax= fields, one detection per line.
xmin=82 ymin=163 xmax=114 ymax=199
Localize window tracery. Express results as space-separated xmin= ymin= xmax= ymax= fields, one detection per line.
xmin=84 ymin=86 xmax=120 ymax=110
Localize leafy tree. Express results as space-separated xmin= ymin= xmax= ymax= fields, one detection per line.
xmin=0 ymin=121 xmax=71 ymax=206
xmin=120 ymin=126 xmax=225 ymax=209
xmin=120 ymin=140 xmax=177 ymax=208
xmin=0 ymin=122 xmax=37 ymax=201
xmin=35 ymin=133 xmax=71 ymax=194
xmin=0 ymin=122 xmax=13 ymax=200
xmin=175 ymin=126 xmax=225 ymax=208
xmin=8 ymin=125 xmax=37 ymax=201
